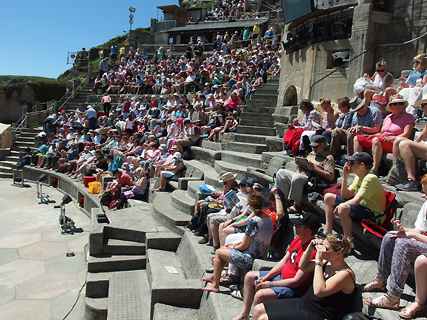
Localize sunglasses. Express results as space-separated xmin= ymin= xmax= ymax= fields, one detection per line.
xmin=414 ymin=60 xmax=420 ymax=64
xmin=376 ymin=69 xmax=386 ymax=72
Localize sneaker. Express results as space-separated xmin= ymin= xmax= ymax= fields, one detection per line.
xmin=198 ymin=236 xmax=209 ymax=244
xmin=396 ymin=179 xmax=419 ymax=191
xmin=205 ymin=240 xmax=213 ymax=246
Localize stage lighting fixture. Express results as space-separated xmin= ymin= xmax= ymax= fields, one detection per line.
xmin=59 ymin=194 xmax=75 ymax=234
xmin=16 ymin=162 xmax=25 ymax=170
xmin=61 ymin=194 xmax=72 ymax=205
xmin=35 ymin=174 xmax=49 ymax=204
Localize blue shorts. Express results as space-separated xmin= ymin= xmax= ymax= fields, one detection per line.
xmin=259 ymin=271 xmax=302 ymax=299
xmin=334 ymin=195 xmax=375 ymax=220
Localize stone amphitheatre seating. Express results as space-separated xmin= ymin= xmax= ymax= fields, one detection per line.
xmin=7 ymin=77 xmax=427 ymax=319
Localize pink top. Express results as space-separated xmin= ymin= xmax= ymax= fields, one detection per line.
xmin=101 ymin=95 xmax=111 ymax=103
xmin=381 ymin=111 xmax=414 ymax=138
xmin=226 ymin=97 xmax=240 ymax=110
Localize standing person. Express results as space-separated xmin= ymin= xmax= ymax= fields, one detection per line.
xmin=99 ymin=57 xmax=109 ymax=77
xmin=101 ymin=93 xmax=112 ymax=116
xmin=233 ymin=213 xmax=321 ymax=320
xmin=323 ymin=152 xmax=386 ymax=239
xmin=86 ymin=104 xmax=97 ymax=130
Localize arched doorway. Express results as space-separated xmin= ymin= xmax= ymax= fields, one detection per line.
xmin=283 ymin=85 xmax=297 ymax=106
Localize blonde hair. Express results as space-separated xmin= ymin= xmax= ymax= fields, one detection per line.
xmin=319 ymin=97 xmax=331 ymax=105
xmin=326 ymin=234 xmax=352 ymax=258
xmin=420 ymin=173 xmax=427 ymax=186
xmin=134 ymin=167 xmax=145 ymax=176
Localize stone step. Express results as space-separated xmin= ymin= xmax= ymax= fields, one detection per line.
xmin=153 ymin=304 xmax=199 ymax=320
xmin=214 ymin=160 xmax=247 ymax=181
xmin=236 ymin=125 xmax=276 ymax=136
xmin=234 ymin=133 xmax=267 ymax=144
xmin=85 ymin=297 xmax=108 ymax=320
xmin=253 ymin=87 xmax=278 ymax=94
xmin=87 ymin=254 xmax=146 ymax=272
xmin=0 ymin=160 xmax=17 ymax=168
xmin=241 ymin=105 xmax=276 ymax=114
xmin=187 ymin=180 xmax=205 ymax=200
xmin=239 ymin=118 xmax=274 ymax=127
xmin=14 ymin=141 xmax=34 ymax=147
xmin=239 ymin=111 xmax=273 ymax=121
xmin=147 ymin=249 xmax=202 ymax=312
xmin=20 ymin=127 xmax=43 ymax=133
xmin=105 ymin=238 xmax=146 ymax=255
xmin=86 ymin=272 xmax=112 ymax=298
xmin=171 ymin=189 xmax=195 ymax=215
xmin=152 ymin=192 xmax=189 ymax=235
xmin=0 ymin=165 xmax=13 ymax=174
xmin=245 ymin=99 xmax=277 ymax=108
xmin=17 ymin=136 xmax=36 ymax=143
xmin=249 ymin=93 xmax=278 ymax=102
xmin=188 ymin=146 xmax=222 ymax=166
xmin=184 ymin=159 xmax=221 ymax=189
xmin=221 ymin=150 xmax=262 ymax=168
xmin=103 ymin=225 xmax=146 ymax=243
xmin=107 ymin=270 xmax=151 ymax=320
xmin=226 ymin=141 xmax=268 ymax=154
xmin=4 ymin=155 xmax=20 ymax=162
xmin=0 ymin=172 xmax=13 ymax=179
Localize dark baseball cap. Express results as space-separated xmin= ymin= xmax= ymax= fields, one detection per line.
xmin=310 ymin=135 xmax=327 ymax=146
xmin=346 ymin=152 xmax=373 ymax=167
xmin=290 ymin=212 xmax=321 ymax=230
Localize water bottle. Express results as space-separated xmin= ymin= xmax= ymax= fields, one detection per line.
xmin=254 ymin=276 xmax=261 ymax=285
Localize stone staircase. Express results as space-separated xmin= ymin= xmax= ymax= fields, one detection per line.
xmin=226 ymin=79 xmax=280 ymax=154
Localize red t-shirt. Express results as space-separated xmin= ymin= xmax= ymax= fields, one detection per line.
xmin=264 ymin=209 xmax=278 ymax=232
xmin=281 ymin=236 xmax=316 ymax=289
xmin=117 ymin=172 xmax=132 ymax=187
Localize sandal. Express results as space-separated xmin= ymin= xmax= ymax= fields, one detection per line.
xmin=363 ymin=292 xmax=400 ymax=310
xmin=357 ymin=278 xmax=387 ymax=293
xmin=288 ymin=205 xmax=302 ymax=214
xmin=230 ymin=289 xmax=244 ymax=301
xmin=398 ymin=301 xmax=425 ymax=319
xmin=220 ymin=275 xmax=239 ymax=286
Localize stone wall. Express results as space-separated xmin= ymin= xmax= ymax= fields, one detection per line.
xmin=0 ymin=85 xmax=35 ymax=124
xmin=128 ymin=30 xmax=153 ymax=49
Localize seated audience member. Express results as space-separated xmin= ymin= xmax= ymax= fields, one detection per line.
xmin=397 ymin=53 xmax=427 ymax=92
xmin=299 ymin=97 xmax=338 ymax=152
xmin=318 ymin=97 xmax=342 ymax=143
xmin=233 ymin=213 xmax=321 ymax=320
xmin=397 ymin=255 xmax=427 ymax=319
xmin=253 ymin=235 xmax=355 ymax=320
xmin=283 ymin=100 xmax=321 ymax=156
xmin=202 ymin=179 xmax=250 ymax=250
xmin=363 ymin=58 xmax=396 ymax=106
xmin=329 ymin=98 xmax=382 ymax=161
xmin=276 ymin=136 xmax=335 ymax=214
xmin=353 ymin=94 xmax=414 ymax=175
xmin=201 ymin=191 xmax=273 ymax=293
xmin=154 ymin=152 xmax=184 ymax=191
xmin=323 ymin=97 xmax=354 ymax=148
xmin=96 ymin=154 xmax=118 ymax=182
xmin=360 ymin=174 xmax=427 ymax=311
xmin=323 ymin=152 xmax=385 ymax=239
xmin=194 ymin=172 xmax=238 ymax=238
xmin=115 ymin=167 xmax=148 ymax=210
xmin=175 ymin=118 xmax=200 ymax=154
xmin=393 ymin=94 xmax=427 ymax=191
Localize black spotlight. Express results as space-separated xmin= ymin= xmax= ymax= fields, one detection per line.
xmin=16 ymin=162 xmax=25 ymax=170
xmin=61 ymin=194 xmax=72 ymax=205
xmin=38 ymin=174 xmax=47 ymax=183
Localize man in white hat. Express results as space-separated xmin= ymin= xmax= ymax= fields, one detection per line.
xmin=194 ymin=172 xmax=238 ymax=240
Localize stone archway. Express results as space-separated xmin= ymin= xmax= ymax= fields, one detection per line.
xmin=283 ymin=85 xmax=297 ymax=106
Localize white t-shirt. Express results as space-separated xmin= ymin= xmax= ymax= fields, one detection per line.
xmin=414 ymin=200 xmax=427 ymax=233
xmin=167 ymin=123 xmax=179 ymax=138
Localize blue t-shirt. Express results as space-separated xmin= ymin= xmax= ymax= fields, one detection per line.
xmin=407 ymin=69 xmax=427 ymax=86
xmin=108 ymin=161 xmax=118 ymax=172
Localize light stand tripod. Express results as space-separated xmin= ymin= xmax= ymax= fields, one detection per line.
xmin=35 ymin=174 xmax=49 ymax=204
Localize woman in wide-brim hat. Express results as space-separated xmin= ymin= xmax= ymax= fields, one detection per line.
xmin=353 ymin=94 xmax=415 ymax=175
xmin=392 ymin=92 xmax=427 ymax=191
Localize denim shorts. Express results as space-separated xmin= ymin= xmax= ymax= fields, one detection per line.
xmin=259 ymin=271 xmax=302 ymax=299
xmin=334 ymin=195 xmax=375 ymax=220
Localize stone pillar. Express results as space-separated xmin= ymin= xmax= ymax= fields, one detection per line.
xmin=347 ymin=1 xmax=374 ymax=96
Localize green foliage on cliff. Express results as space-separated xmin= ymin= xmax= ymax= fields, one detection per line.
xmin=0 ymin=81 xmax=67 ymax=103
xmin=0 ymin=75 xmax=56 ymax=87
